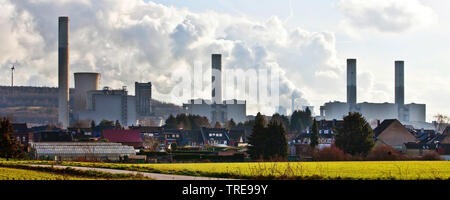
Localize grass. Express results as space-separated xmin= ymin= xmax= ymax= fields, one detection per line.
xmin=0 ymin=161 xmax=152 ymax=180
xmin=6 ymin=160 xmax=450 ymax=180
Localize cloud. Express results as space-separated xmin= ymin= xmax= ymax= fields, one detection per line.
xmin=339 ymin=0 xmax=437 ymax=33
xmin=0 ymin=0 xmax=343 ymax=115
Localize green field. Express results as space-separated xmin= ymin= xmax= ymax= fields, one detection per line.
xmin=7 ymin=160 xmax=450 ymax=180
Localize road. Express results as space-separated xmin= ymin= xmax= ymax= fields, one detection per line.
xmin=29 ymin=165 xmax=232 ymax=180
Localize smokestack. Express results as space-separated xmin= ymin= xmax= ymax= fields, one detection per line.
xmin=395 ymin=61 xmax=404 ymax=106
xmin=347 ymin=59 xmax=357 ymax=106
xmin=212 ymin=54 xmax=222 ymax=104
xmin=58 ymin=16 xmax=69 ymax=128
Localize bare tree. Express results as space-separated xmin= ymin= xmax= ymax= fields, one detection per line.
xmin=434 ymin=114 xmax=449 ymax=134
xmin=142 ymin=136 xmax=159 ymax=151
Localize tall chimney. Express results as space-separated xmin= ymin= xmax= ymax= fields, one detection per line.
xmin=395 ymin=60 xmax=405 ymax=121
xmin=395 ymin=61 xmax=404 ymax=105
xmin=212 ymin=54 xmax=222 ymax=104
xmin=347 ymin=59 xmax=357 ymax=107
xmin=58 ymin=16 xmax=69 ymax=129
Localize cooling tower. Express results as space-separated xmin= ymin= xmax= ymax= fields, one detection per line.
xmin=74 ymin=72 xmax=100 ymax=111
xmin=347 ymin=59 xmax=357 ymax=107
xmin=58 ymin=16 xmax=69 ymax=128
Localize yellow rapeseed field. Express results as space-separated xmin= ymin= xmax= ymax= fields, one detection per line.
xmin=14 ymin=160 xmax=450 ymax=180
xmin=0 ymin=167 xmax=91 ymax=180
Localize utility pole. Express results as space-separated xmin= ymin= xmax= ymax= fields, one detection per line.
xmin=11 ymin=65 xmax=15 ymax=87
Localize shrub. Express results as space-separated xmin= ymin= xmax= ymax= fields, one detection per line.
xmin=421 ymin=151 xmax=443 ymax=161
xmin=366 ymin=145 xmax=408 ymax=161
xmin=312 ymin=145 xmax=351 ymax=161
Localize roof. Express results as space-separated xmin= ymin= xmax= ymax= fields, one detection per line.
xmin=228 ymin=128 xmax=246 ymax=141
xmin=130 ymin=126 xmax=163 ymax=133
xmin=102 ymin=129 xmax=142 ymax=143
xmin=373 ymin=119 xmax=398 ymax=137
xmin=12 ymin=123 xmax=28 ymax=133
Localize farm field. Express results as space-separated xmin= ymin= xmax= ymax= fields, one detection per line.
xmin=0 ymin=161 xmax=152 ymax=180
xmin=11 ymin=160 xmax=450 ymax=180
xmin=0 ymin=167 xmax=99 ymax=180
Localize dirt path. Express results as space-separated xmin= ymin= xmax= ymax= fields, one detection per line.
xmin=29 ymin=165 xmax=232 ymax=180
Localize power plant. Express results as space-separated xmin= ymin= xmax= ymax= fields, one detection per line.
xmin=320 ymin=59 xmax=426 ymax=123
xmin=183 ymin=54 xmax=247 ymax=124
xmin=58 ymin=16 xmax=70 ymax=129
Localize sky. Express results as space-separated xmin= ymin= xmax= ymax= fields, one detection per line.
xmin=0 ymin=0 xmax=449 ymax=122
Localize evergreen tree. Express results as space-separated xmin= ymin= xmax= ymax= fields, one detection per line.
xmin=266 ymin=121 xmax=288 ymax=159
xmin=247 ymin=112 xmax=267 ymax=160
xmin=115 ymin=120 xmax=122 ymax=129
xmin=334 ymin=112 xmax=375 ymax=156
xmin=0 ymin=118 xmax=24 ymax=160
xmin=310 ymin=119 xmax=319 ymax=148
xmin=290 ymin=109 xmax=313 ymax=132
xmin=90 ymin=120 xmax=96 ymax=129
xmin=271 ymin=113 xmax=290 ymax=131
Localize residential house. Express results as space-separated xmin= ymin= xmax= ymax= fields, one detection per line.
xmin=160 ymin=129 xmax=186 ymax=148
xmin=228 ymin=127 xmax=247 ymax=147
xmin=12 ymin=123 xmax=33 ymax=146
xmin=200 ymin=127 xmax=230 ymax=147
xmin=373 ymin=119 xmax=418 ymax=151
xmin=403 ymin=142 xmax=437 ymax=157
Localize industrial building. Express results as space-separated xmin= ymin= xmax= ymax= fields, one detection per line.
xmin=76 ymin=86 xmax=137 ymax=126
xmin=320 ymin=59 xmax=426 ymax=123
xmin=31 ymin=142 xmax=136 ymax=161
xmin=183 ymin=54 xmax=247 ymax=124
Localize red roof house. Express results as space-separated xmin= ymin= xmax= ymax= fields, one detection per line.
xmin=102 ymin=129 xmax=143 ymax=148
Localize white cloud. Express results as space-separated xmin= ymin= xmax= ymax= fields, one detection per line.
xmin=0 ymin=0 xmax=344 ymax=115
xmin=339 ymin=0 xmax=437 ymax=33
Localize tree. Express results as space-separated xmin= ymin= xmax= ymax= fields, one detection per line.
xmin=115 ymin=120 xmax=122 ymax=129
xmin=434 ymin=114 xmax=449 ymax=134
xmin=90 ymin=120 xmax=96 ymax=129
xmin=334 ymin=112 xmax=375 ymax=156
xmin=170 ymin=143 xmax=178 ymax=151
xmin=176 ymin=114 xmax=191 ymax=130
xmin=290 ymin=108 xmax=313 ymax=132
xmin=266 ymin=121 xmax=288 ymax=159
xmin=0 ymin=118 xmax=24 ymax=160
xmin=165 ymin=115 xmax=178 ymax=129
xmin=214 ymin=122 xmax=222 ymax=128
xmin=226 ymin=119 xmax=236 ymax=129
xmin=99 ymin=120 xmax=114 ymax=127
xmin=270 ymin=113 xmax=290 ymax=131
xmin=310 ymin=119 xmax=319 ymax=149
xmin=247 ymin=113 xmax=267 ymax=160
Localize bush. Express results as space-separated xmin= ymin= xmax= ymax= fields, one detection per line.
xmin=313 ymin=145 xmax=351 ymax=161
xmin=366 ymin=145 xmax=408 ymax=161
xmin=421 ymin=151 xmax=443 ymax=161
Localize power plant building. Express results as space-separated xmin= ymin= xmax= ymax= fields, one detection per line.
xmin=77 ymin=87 xmax=137 ymax=126
xmin=320 ymin=59 xmax=426 ymax=123
xmin=183 ymin=54 xmax=247 ymax=124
